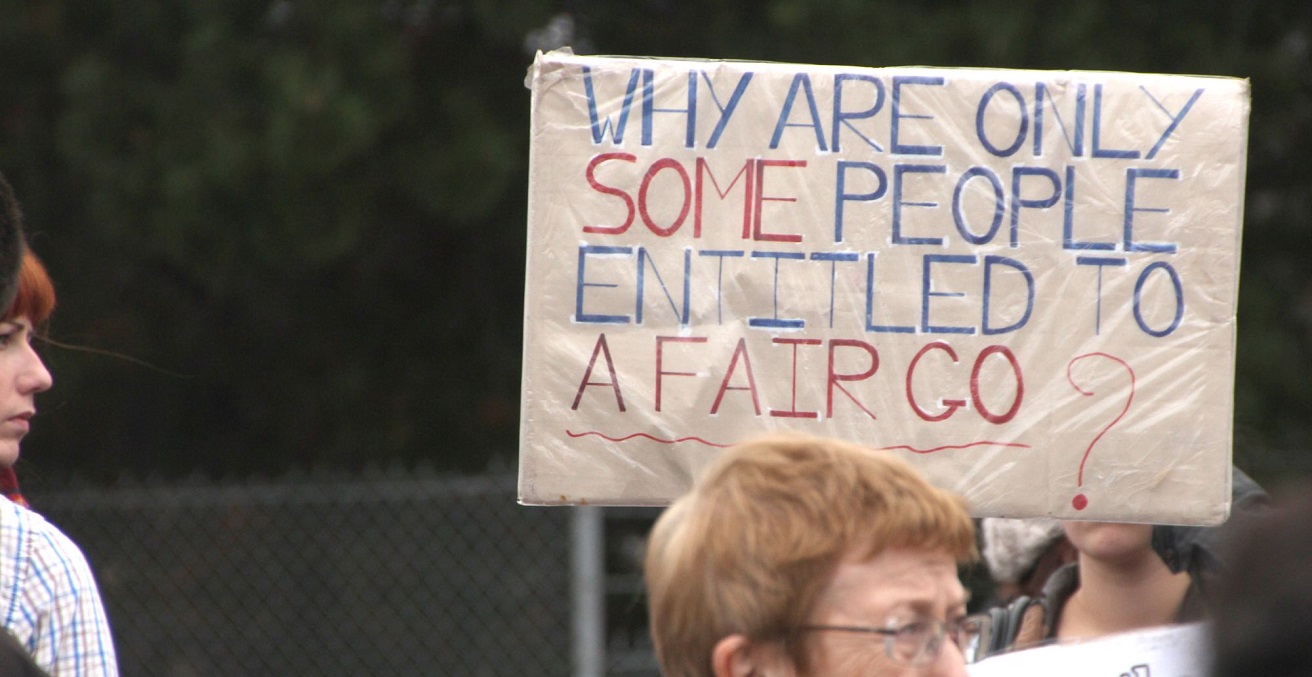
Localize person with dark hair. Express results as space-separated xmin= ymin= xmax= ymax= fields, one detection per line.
xmin=0 ymin=173 xmax=50 ymax=677
xmin=979 ymin=466 xmax=1268 ymax=657
xmin=1209 ymin=480 xmax=1312 ymax=677
xmin=0 ymin=172 xmax=30 ymax=507
xmin=0 ymin=172 xmax=28 ymax=309
xmin=0 ymin=173 xmax=118 ymax=676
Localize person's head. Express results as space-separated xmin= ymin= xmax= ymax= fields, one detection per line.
xmin=1210 ymin=481 xmax=1312 ymax=677
xmin=644 ymin=432 xmax=978 ymax=677
xmin=980 ymin=518 xmax=1074 ymax=601
xmin=0 ymin=250 xmax=55 ymax=466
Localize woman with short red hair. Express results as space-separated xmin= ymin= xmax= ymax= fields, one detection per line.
xmin=0 ymin=248 xmax=119 ymax=676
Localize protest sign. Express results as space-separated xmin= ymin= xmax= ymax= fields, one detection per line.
xmin=518 ymin=49 xmax=1248 ymax=523
xmin=967 ymin=622 xmax=1208 ymax=677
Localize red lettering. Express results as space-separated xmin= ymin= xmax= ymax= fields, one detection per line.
xmin=571 ymin=334 xmax=626 ymax=411
xmin=906 ymin=341 xmax=965 ymax=421
xmin=970 ymin=345 xmax=1024 ymax=423
xmin=583 ymin=153 xmax=636 ymax=234
xmin=639 ymin=158 xmax=691 ymax=236
xmin=753 ymin=159 xmax=806 ymax=242
xmin=712 ymin=338 xmax=761 ymax=415
xmin=827 ymin=339 xmax=879 ymax=419
xmin=655 ymin=335 xmax=707 ymax=412
xmin=695 ymin=157 xmax=754 ymax=239
xmin=906 ymin=342 xmax=1025 ymax=423
xmin=770 ymin=338 xmax=821 ymax=419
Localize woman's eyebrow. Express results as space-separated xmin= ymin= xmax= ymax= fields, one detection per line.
xmin=882 ymin=599 xmax=937 ymax=616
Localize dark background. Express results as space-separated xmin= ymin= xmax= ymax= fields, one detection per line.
xmin=0 ymin=1 xmax=1308 ymax=488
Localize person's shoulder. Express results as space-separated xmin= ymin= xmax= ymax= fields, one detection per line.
xmin=0 ymin=498 xmax=39 ymax=546
xmin=0 ymin=500 xmax=92 ymax=569
xmin=0 ymin=499 xmax=63 ymax=538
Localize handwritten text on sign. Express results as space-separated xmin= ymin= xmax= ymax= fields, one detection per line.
xmin=519 ymin=51 xmax=1248 ymax=523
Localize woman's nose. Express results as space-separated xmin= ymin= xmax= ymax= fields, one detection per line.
xmin=932 ymin=634 xmax=971 ymax=677
xmin=18 ymin=344 xmax=53 ymax=394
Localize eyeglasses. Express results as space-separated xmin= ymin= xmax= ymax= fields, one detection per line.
xmin=801 ymin=613 xmax=992 ymax=665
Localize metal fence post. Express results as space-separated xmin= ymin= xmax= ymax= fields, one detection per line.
xmin=572 ymin=505 xmax=604 ymax=677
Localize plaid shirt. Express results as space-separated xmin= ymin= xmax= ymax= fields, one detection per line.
xmin=0 ymin=498 xmax=118 ymax=676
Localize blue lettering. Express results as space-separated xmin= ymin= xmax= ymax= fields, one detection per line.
xmin=953 ymin=167 xmax=1004 ymax=245
xmin=698 ymin=250 xmax=745 ymax=324
xmin=1009 ymin=166 xmax=1061 ymax=247
xmin=893 ymin=164 xmax=946 ymax=245
xmin=1143 ymin=87 xmax=1204 ymax=159
xmin=703 ymin=70 xmax=753 ymax=149
xmin=831 ymin=74 xmax=885 ymax=153
xmin=1124 ymin=168 xmax=1179 ymax=253
xmin=770 ymin=74 xmax=828 ymax=151
xmin=1064 ymin=165 xmax=1115 ymax=251
xmin=835 ymin=161 xmax=888 ymax=243
xmin=583 ymin=66 xmax=642 ymax=145
xmin=1134 ymin=261 xmax=1184 ymax=336
xmin=642 ymin=69 xmax=698 ymax=148
xmin=748 ymin=251 xmax=807 ymax=329
xmin=811 ymin=252 xmax=861 ymax=328
xmin=1092 ymin=84 xmax=1140 ymax=159
xmin=1076 ymin=256 xmax=1127 ymax=335
xmin=982 ymin=256 xmax=1034 ymax=335
xmin=1034 ymin=82 xmax=1086 ymax=157
xmin=865 ymin=253 xmax=914 ymax=333
xmin=922 ymin=254 xmax=977 ymax=335
xmin=891 ymin=75 xmax=945 ymax=156
xmin=576 ymin=245 xmax=633 ymax=324
xmin=636 ymin=247 xmax=691 ymax=325
xmin=976 ymin=82 xmax=1029 ymax=157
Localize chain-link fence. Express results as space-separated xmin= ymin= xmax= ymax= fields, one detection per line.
xmin=33 ymin=471 xmax=661 ymax=677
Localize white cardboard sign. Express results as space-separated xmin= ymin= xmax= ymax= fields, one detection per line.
xmin=967 ymin=623 xmax=1209 ymax=677
xmin=519 ymin=50 xmax=1248 ymax=523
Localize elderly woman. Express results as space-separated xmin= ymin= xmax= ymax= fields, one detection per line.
xmin=644 ymin=432 xmax=983 ymax=677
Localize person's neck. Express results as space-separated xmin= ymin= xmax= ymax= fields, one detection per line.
xmin=1057 ymin=550 xmax=1191 ymax=641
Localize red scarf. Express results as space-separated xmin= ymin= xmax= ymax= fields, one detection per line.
xmin=0 ymin=467 xmax=28 ymax=508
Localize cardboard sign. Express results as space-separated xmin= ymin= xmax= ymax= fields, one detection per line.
xmin=967 ymin=623 xmax=1209 ymax=677
xmin=518 ymin=49 xmax=1248 ymax=523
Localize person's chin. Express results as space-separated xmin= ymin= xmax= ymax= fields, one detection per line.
xmin=0 ymin=442 xmax=20 ymax=468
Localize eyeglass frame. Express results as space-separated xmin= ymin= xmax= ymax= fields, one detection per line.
xmin=799 ymin=613 xmax=992 ymax=666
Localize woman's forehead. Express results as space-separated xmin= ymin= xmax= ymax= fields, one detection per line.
xmin=817 ymin=548 xmax=965 ymax=615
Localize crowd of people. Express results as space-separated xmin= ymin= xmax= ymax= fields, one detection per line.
xmin=0 ymin=160 xmax=1302 ymax=677
xmin=642 ymin=431 xmax=1308 ymax=677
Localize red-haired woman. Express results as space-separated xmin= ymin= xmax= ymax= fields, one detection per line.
xmin=0 ymin=250 xmax=119 ymax=676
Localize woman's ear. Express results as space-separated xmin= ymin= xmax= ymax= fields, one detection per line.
xmin=711 ymin=634 xmax=758 ymax=677
xmin=712 ymin=634 xmax=792 ymax=677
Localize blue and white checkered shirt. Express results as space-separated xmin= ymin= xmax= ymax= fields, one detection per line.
xmin=0 ymin=499 xmax=118 ymax=676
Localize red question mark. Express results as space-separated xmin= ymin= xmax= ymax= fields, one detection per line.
xmin=1065 ymin=353 xmax=1136 ymax=511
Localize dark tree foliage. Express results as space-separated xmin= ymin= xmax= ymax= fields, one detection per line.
xmin=0 ymin=0 xmax=1308 ymax=485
